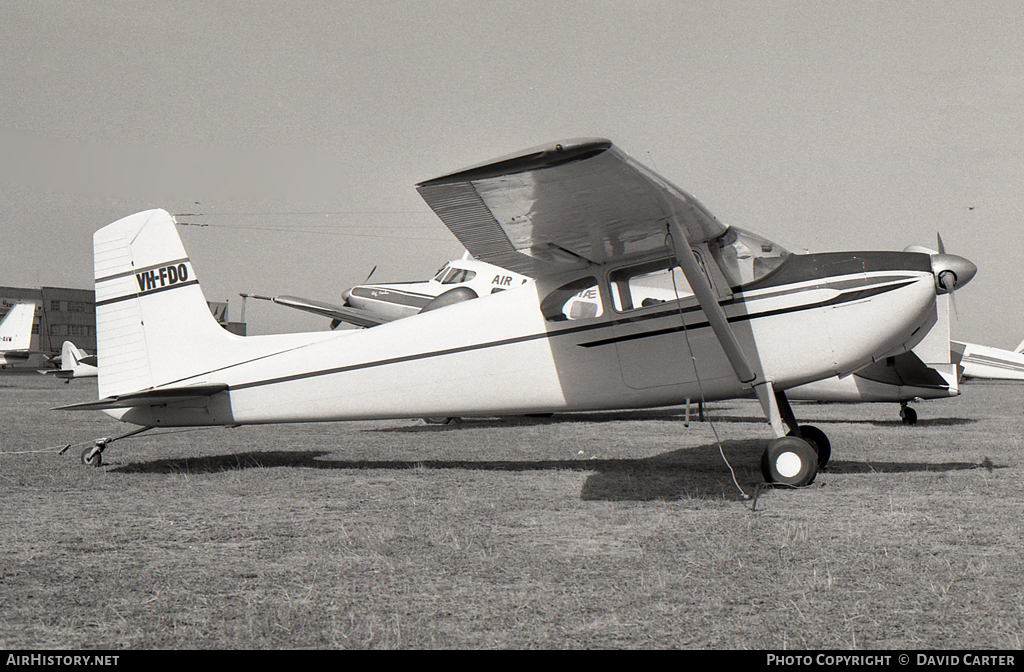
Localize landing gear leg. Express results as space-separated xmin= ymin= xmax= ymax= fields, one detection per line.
xmin=899 ymin=402 xmax=918 ymax=426
xmin=754 ymin=383 xmax=822 ymax=486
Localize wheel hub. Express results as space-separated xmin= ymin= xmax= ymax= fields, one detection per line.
xmin=775 ymin=451 xmax=803 ymax=478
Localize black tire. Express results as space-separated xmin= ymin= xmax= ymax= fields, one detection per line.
xmin=789 ymin=424 xmax=831 ymax=469
xmin=80 ymin=446 xmax=103 ymax=467
xmin=761 ymin=436 xmax=818 ymax=486
xmin=901 ymin=407 xmax=918 ymax=425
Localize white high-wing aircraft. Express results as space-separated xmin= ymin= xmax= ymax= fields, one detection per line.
xmin=38 ymin=340 xmax=98 ymax=381
xmin=951 ymin=338 xmax=1024 ymax=380
xmin=246 ymin=256 xmax=531 ymax=329
xmin=58 ymin=139 xmax=977 ymax=488
xmin=0 ymin=303 xmax=39 ymax=368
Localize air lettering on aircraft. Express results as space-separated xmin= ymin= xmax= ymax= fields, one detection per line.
xmin=136 ymin=263 xmax=189 ymax=293
xmin=492 ymin=275 xmax=514 ymax=286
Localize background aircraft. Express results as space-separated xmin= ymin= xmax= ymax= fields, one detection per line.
xmin=59 ymin=139 xmax=976 ymax=490
xmin=951 ymin=338 xmax=1024 ymax=381
xmin=0 ymin=303 xmax=39 ymax=368
xmin=787 ymin=295 xmax=959 ymax=424
xmin=38 ymin=340 xmax=98 ymax=382
xmin=245 ymin=255 xmax=530 ymax=329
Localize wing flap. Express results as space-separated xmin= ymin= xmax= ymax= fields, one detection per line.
xmin=54 ymin=383 xmax=229 ymax=411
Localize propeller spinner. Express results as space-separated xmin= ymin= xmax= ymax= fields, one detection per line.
xmin=905 ymin=234 xmax=977 ymax=317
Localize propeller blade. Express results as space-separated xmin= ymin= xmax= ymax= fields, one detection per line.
xmin=937 ymin=232 xmax=946 ymax=255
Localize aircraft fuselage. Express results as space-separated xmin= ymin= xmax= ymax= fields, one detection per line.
xmin=108 ymin=249 xmax=939 ymax=427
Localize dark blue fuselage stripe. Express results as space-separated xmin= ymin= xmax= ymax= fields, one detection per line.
xmin=580 ymin=281 xmax=915 ymax=348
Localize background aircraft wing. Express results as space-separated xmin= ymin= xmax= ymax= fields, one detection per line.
xmin=415 ymin=138 xmax=728 ymax=278
xmin=251 ymin=294 xmax=387 ymax=328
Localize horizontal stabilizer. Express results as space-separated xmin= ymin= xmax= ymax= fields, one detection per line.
xmin=38 ymin=369 xmax=74 ymax=378
xmin=54 ymin=383 xmax=228 ymax=411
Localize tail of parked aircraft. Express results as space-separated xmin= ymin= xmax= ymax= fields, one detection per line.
xmin=63 ymin=340 xmax=82 ymax=367
xmin=93 ymin=209 xmax=240 ymax=399
xmin=0 ymin=302 xmax=36 ymax=352
xmin=91 ymin=209 xmax=334 ymax=405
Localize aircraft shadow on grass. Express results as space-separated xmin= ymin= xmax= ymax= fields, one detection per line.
xmin=703 ymin=414 xmax=978 ymax=428
xmin=367 ymin=409 xmax=978 ymax=433
xmin=109 ymin=439 xmax=999 ymax=503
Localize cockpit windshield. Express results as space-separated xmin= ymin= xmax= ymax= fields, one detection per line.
xmin=708 ymin=227 xmax=790 ymax=289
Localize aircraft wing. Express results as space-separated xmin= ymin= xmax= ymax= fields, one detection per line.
xmin=415 ymin=138 xmax=728 ymax=278
xmin=249 ymin=294 xmax=388 ymax=329
xmin=53 ymin=384 xmax=229 ymax=411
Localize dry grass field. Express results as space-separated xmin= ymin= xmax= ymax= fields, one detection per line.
xmin=1 ymin=371 xmax=1021 ymax=650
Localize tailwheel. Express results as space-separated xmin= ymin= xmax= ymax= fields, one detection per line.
xmin=80 ymin=444 xmax=104 ymax=467
xmin=761 ymin=436 xmax=818 ymax=487
xmin=900 ymin=403 xmax=918 ymax=426
xmin=788 ymin=424 xmax=831 ymax=469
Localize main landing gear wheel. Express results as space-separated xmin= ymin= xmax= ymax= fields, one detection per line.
xmin=788 ymin=424 xmax=831 ymax=469
xmin=761 ymin=436 xmax=818 ymax=487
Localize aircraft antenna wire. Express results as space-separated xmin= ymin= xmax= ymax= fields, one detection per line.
xmin=664 ymin=230 xmax=751 ymax=503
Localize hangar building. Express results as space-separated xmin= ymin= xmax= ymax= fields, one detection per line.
xmin=1 ymin=286 xmax=95 ymax=367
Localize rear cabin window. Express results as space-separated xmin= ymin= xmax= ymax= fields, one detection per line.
xmin=541 ymin=277 xmax=604 ymax=322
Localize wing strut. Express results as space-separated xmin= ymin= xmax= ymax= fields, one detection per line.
xmin=666 ymin=218 xmax=789 ymax=438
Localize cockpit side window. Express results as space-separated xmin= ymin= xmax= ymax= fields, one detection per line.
xmin=708 ymin=226 xmax=790 ymax=289
xmin=441 ymin=268 xmax=477 ymax=284
xmin=609 ymin=258 xmax=694 ymax=312
xmin=541 ymin=277 xmax=604 ymax=322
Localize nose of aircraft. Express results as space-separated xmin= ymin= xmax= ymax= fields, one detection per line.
xmin=931 ymin=253 xmax=977 ymax=295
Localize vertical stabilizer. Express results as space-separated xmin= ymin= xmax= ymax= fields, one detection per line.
xmin=61 ymin=340 xmax=77 ymax=369
xmin=0 ymin=303 xmax=37 ymax=352
xmin=1015 ymin=338 xmax=1024 ymax=354
xmin=93 ymin=209 xmax=235 ymax=398
xmin=61 ymin=340 xmax=88 ymax=369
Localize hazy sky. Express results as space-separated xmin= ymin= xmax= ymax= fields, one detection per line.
xmin=2 ymin=1 xmax=1021 ymax=343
